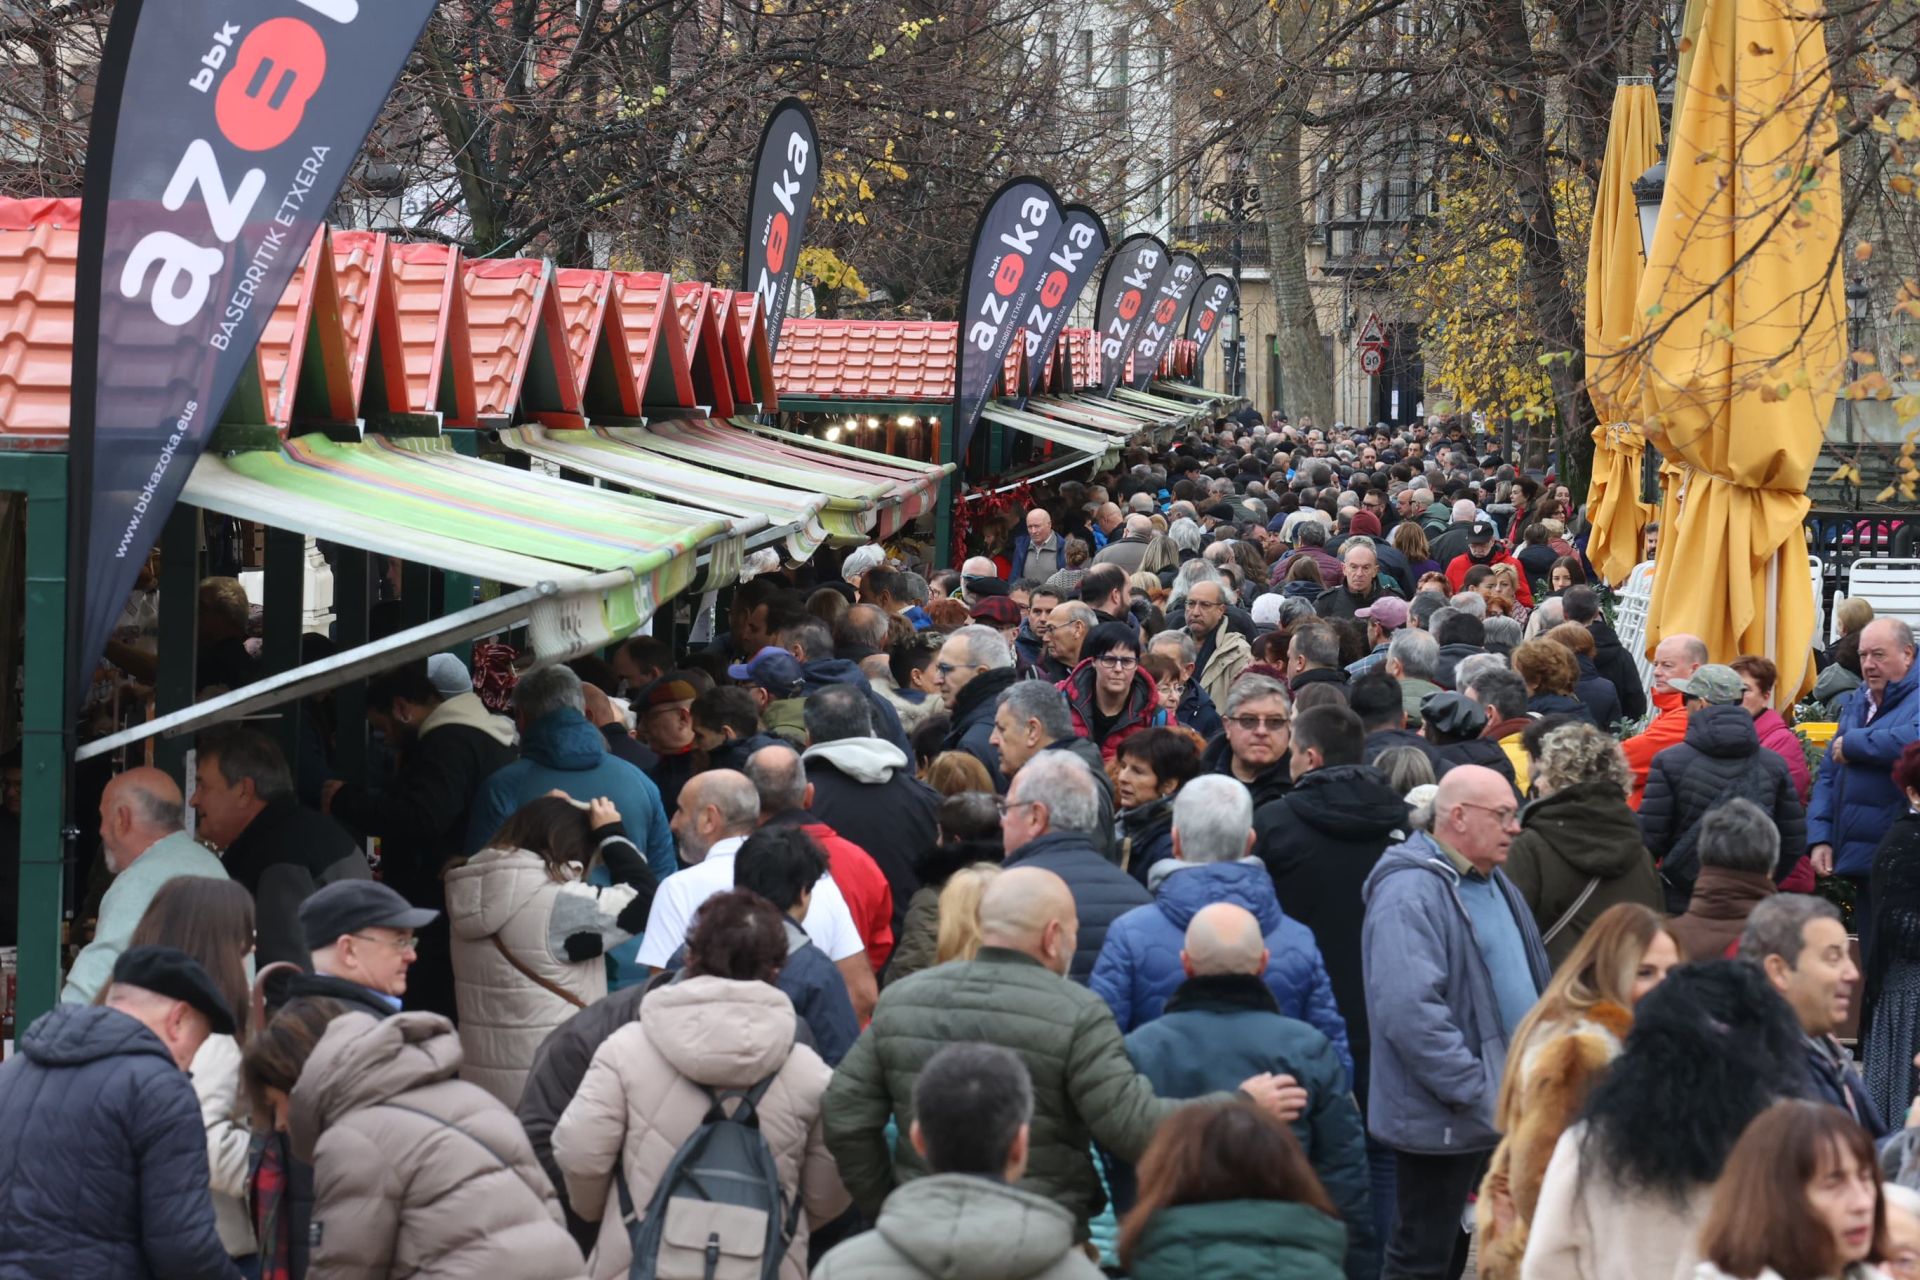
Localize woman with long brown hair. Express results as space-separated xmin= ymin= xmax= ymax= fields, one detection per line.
xmin=126 ymin=876 xmax=258 ymax=1269
xmin=1692 ymin=1100 xmax=1890 ymax=1280
xmin=1474 ymin=902 xmax=1680 ymax=1279
xmin=1118 ymin=1099 xmax=1345 ymax=1279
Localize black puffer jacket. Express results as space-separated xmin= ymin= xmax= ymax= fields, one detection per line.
xmin=943 ymin=667 xmax=1018 ymax=792
xmin=1638 ymin=703 xmax=1807 ymax=906
xmin=1434 ymin=736 xmax=1518 ymax=791
xmin=1252 ymin=764 xmax=1409 ymax=1108
xmin=1003 ymin=830 xmax=1151 ymax=982
xmin=0 ymin=1005 xmax=239 ymax=1279
xmin=1587 ymin=618 xmax=1648 ymax=721
xmin=804 ymin=737 xmax=938 ymax=931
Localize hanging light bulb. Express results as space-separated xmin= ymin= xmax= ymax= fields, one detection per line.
xmin=897 ymin=414 xmax=915 ymax=427
xmin=825 ymin=426 xmax=842 ymax=442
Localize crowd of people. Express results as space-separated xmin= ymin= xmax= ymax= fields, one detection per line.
xmin=4 ymin=410 xmax=1920 ymax=1280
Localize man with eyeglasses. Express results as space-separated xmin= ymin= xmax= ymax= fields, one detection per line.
xmin=1200 ymin=674 xmax=1297 ymax=808
xmin=1362 ymin=765 xmax=1549 ymax=1280
xmin=1045 ymin=601 xmax=1098 ymax=675
xmin=290 ymin=880 xmax=441 ymax=1018
xmin=1184 ymin=580 xmax=1251 ymax=709
xmin=935 ymin=625 xmax=1019 ymax=793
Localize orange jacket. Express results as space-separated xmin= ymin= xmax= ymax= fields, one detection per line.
xmin=1623 ymin=688 xmax=1689 ymax=810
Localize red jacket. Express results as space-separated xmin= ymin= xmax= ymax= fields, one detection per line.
xmin=802 ymin=822 xmax=895 ymax=972
xmin=1623 ymin=688 xmax=1689 ymax=809
xmin=1445 ymin=550 xmax=1535 ymax=605
xmin=1057 ymin=660 xmax=1162 ymax=761
xmin=1753 ymin=707 xmax=1813 ymax=804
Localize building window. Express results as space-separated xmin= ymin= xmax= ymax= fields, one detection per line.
xmin=1078 ymin=29 xmax=1094 ymax=86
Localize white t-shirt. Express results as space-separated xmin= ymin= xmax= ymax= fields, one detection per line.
xmin=634 ymin=836 xmax=864 ymax=968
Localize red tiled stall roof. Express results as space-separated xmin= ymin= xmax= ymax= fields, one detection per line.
xmin=672 ymin=281 xmax=736 ymax=419
xmin=389 ymin=242 xmax=479 ymax=424
xmin=773 ymin=319 xmax=961 ymax=404
xmin=731 ymin=290 xmax=778 ymax=413
xmin=255 ymin=228 xmax=356 ymax=433
xmin=613 ymin=271 xmax=698 ymax=413
xmin=0 ymin=204 xmax=79 ymax=439
xmin=331 ymin=230 xmax=411 ymax=417
xmin=463 ymin=257 xmax=584 ymax=428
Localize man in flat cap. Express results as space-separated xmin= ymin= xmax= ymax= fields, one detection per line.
xmin=0 ymin=946 xmax=241 ymax=1278
xmin=279 ymin=879 xmax=442 ymax=1019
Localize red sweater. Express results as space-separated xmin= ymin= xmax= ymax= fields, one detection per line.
xmin=803 ymin=822 xmax=895 ymax=972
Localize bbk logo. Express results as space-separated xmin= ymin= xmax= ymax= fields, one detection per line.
xmin=122 ymin=0 xmax=357 ymax=329
xmin=753 ymin=123 xmax=812 ymax=315
xmin=968 ymin=195 xmax=1053 ymax=351
xmin=1022 ymin=216 xmax=1100 ymax=358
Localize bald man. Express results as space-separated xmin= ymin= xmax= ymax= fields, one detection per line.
xmin=823 ymin=866 xmax=1295 ymax=1244
xmin=1362 ymin=765 xmax=1548 ymax=1278
xmin=1120 ymin=903 xmax=1375 ymax=1273
xmin=1092 ymin=512 xmax=1155 ymax=574
xmin=62 ymin=768 xmax=230 ymax=1004
xmin=1622 ymin=632 xmax=1708 ymax=808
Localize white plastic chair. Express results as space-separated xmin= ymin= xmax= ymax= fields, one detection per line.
xmin=1835 ymin=558 xmax=1920 ymax=642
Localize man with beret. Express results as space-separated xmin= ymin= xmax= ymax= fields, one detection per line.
xmin=0 ymin=946 xmax=241 ymax=1278
xmin=635 ymin=673 xmax=701 ymax=817
xmin=279 ymin=879 xmax=442 ymax=1018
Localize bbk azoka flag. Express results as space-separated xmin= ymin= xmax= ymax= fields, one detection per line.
xmin=1019 ymin=204 xmax=1108 ymax=402
xmin=954 ymin=177 xmax=1061 ymax=459
xmin=739 ymin=98 xmax=820 ymax=357
xmin=1187 ymin=273 xmax=1238 ymax=374
xmin=1126 ymin=251 xmax=1202 ymax=388
xmin=1093 ymin=233 xmax=1170 ymax=396
xmin=67 ymin=0 xmax=437 ymax=711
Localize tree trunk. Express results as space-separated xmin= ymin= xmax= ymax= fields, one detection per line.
xmin=1254 ymin=112 xmax=1336 ymax=425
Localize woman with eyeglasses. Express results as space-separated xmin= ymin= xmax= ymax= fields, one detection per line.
xmin=1111 ymin=727 xmax=1204 ymax=886
xmin=444 ymin=794 xmax=659 ymax=1108
xmin=1691 ymin=1100 xmax=1892 ymax=1280
xmin=1058 ymin=621 xmax=1163 ymax=761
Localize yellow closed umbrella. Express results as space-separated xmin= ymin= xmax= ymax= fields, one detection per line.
xmin=1583 ymin=81 xmax=1663 ymax=586
xmin=1636 ymin=0 xmax=1843 ymax=705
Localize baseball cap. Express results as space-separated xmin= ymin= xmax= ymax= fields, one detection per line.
xmin=970 ymin=596 xmax=1022 ymax=626
xmin=726 ymin=646 xmax=806 ymax=698
xmin=112 ymin=945 xmax=237 ymax=1036
xmin=426 ymin=653 xmax=472 ymax=700
xmin=1669 ymin=663 xmax=1743 ymax=705
xmin=298 ymin=881 xmax=439 ymax=954
xmin=1468 ymin=520 xmax=1498 ymax=543
xmin=1357 ymin=596 xmax=1410 ymax=630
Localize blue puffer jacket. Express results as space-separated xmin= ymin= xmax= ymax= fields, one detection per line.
xmin=0 ymin=1005 xmax=240 ymax=1280
xmin=1360 ymin=832 xmax=1550 ymax=1154
xmin=1810 ymin=665 xmax=1918 ymax=877
xmin=1088 ymin=860 xmax=1352 ymax=1078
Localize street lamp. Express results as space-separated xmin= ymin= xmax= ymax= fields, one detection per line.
xmin=1844 ymin=276 xmax=1872 ymax=454
xmin=1633 ymin=159 xmax=1667 ymax=259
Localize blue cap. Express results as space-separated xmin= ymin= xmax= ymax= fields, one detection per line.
xmin=727 ymin=646 xmax=807 ymax=697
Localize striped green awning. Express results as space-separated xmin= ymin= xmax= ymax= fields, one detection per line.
xmin=978 ymin=403 xmax=1119 ymax=467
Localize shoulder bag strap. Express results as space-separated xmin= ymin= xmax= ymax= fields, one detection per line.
xmin=1541 ymin=876 xmax=1602 ymax=946
xmin=489 ymin=933 xmax=588 ymax=1009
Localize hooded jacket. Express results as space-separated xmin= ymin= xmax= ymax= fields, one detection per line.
xmin=1126 ymin=1200 xmax=1349 ymax=1280
xmin=811 ymin=1175 xmax=1103 ymax=1280
xmin=801 ymin=656 xmax=914 ymax=756
xmin=222 ymin=796 xmax=371 ymax=969
xmin=1667 ymin=865 xmax=1776 ymax=962
xmin=290 ymin=1011 xmax=586 ymax=1279
xmin=1058 ymin=659 xmax=1161 ymax=761
xmin=0 ymin=1005 xmax=239 ymax=1280
xmin=1254 ymin=763 xmax=1408 ymax=1104
xmin=1088 ymin=859 xmax=1352 ymax=1074
xmin=1360 ymin=832 xmax=1550 ymax=1153
xmin=550 ymin=976 xmax=848 ymax=1280
xmin=1436 ymin=735 xmax=1519 ymax=790
xmin=944 ymin=666 xmax=1018 ymax=792
xmin=804 ymin=736 xmax=938 ymax=918
xmin=1362 ymin=726 xmax=1447 ymax=774
xmin=445 ymin=836 xmax=651 ymax=1108
xmin=1504 ymin=780 xmax=1665 ymax=967
xmin=1006 ymin=829 xmax=1152 ymax=982
xmin=1810 ymin=664 xmax=1919 ymax=877
xmin=464 ymin=708 xmax=675 ymax=883
xmin=1638 ymin=703 xmax=1807 ymax=899
xmin=1586 ymin=618 xmax=1648 ymax=722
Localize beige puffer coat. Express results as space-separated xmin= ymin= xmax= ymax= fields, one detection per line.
xmin=290 ymin=1011 xmax=589 ymax=1279
xmin=550 ymin=975 xmax=850 ymax=1280
xmin=446 ymin=847 xmax=637 ymax=1108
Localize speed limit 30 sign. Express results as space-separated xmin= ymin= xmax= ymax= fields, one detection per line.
xmin=1360 ymin=346 xmax=1385 ymax=376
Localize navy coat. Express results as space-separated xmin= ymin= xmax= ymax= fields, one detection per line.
xmin=1810 ymin=666 xmax=1918 ymax=877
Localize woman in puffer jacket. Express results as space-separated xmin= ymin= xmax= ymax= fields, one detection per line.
xmin=245 ymin=997 xmax=589 ymax=1279
xmin=1473 ymin=904 xmax=1680 ymax=1280
xmin=1690 ymin=1100 xmax=1892 ymax=1280
xmin=551 ymin=890 xmax=850 ymax=1280
xmin=446 ymin=794 xmax=657 ymax=1107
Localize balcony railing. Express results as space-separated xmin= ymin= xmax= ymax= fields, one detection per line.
xmin=1170 ymin=221 xmax=1270 ymax=270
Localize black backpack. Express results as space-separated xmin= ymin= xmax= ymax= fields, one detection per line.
xmin=619 ymin=1044 xmax=800 ymax=1280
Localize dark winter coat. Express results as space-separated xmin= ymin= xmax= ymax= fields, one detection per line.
xmin=1126 ymin=1200 xmax=1348 ymax=1280
xmin=1173 ymin=680 xmax=1223 ymax=742
xmin=1810 ymin=665 xmax=1919 ymax=877
xmin=1434 ymin=643 xmax=1486 ymax=690
xmin=1803 ymin=1034 xmax=1888 ymax=1140
xmin=1525 ymin=692 xmax=1598 ymax=728
xmin=1254 ymin=763 xmax=1408 ymax=1106
xmin=1116 ymin=797 xmax=1176 ymax=886
xmin=1435 ymin=736 xmax=1518 ymax=790
xmin=1005 ymin=830 xmax=1151 ymax=982
xmin=705 ymin=729 xmax=784 ymax=775
xmin=822 ymin=947 xmax=1203 ymax=1240
xmin=1121 ymin=976 xmax=1370 ymax=1280
xmin=1362 ymin=727 xmax=1447 ymax=776
xmin=1571 ymin=656 xmax=1624 ymax=731
xmin=1058 ymin=659 xmax=1161 ymax=761
xmin=1503 ymin=780 xmax=1665 ymax=968
xmin=0 ymin=1005 xmax=239 ymax=1280
xmin=803 ymin=736 xmax=938 ymax=928
xmin=1587 ymin=618 xmax=1648 ymax=722
xmin=1427 ymin=520 xmax=1481 ymax=572
xmin=1638 ymin=703 xmax=1807 ymax=901
xmin=944 ymin=667 xmax=1018 ymax=793
xmin=1040 ymin=737 xmax=1117 ymax=859
xmin=223 ymin=795 xmax=371 ymax=969
xmin=1089 ymin=861 xmax=1351 ymax=1076
xmin=1201 ymin=734 xmax=1293 ymax=809
xmin=1315 ymin=583 xmax=1398 ymax=621
xmin=801 ymin=656 xmax=914 ymax=756
xmin=1360 ymin=832 xmax=1551 ymax=1154
xmin=1668 ymin=865 xmax=1776 ymax=963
